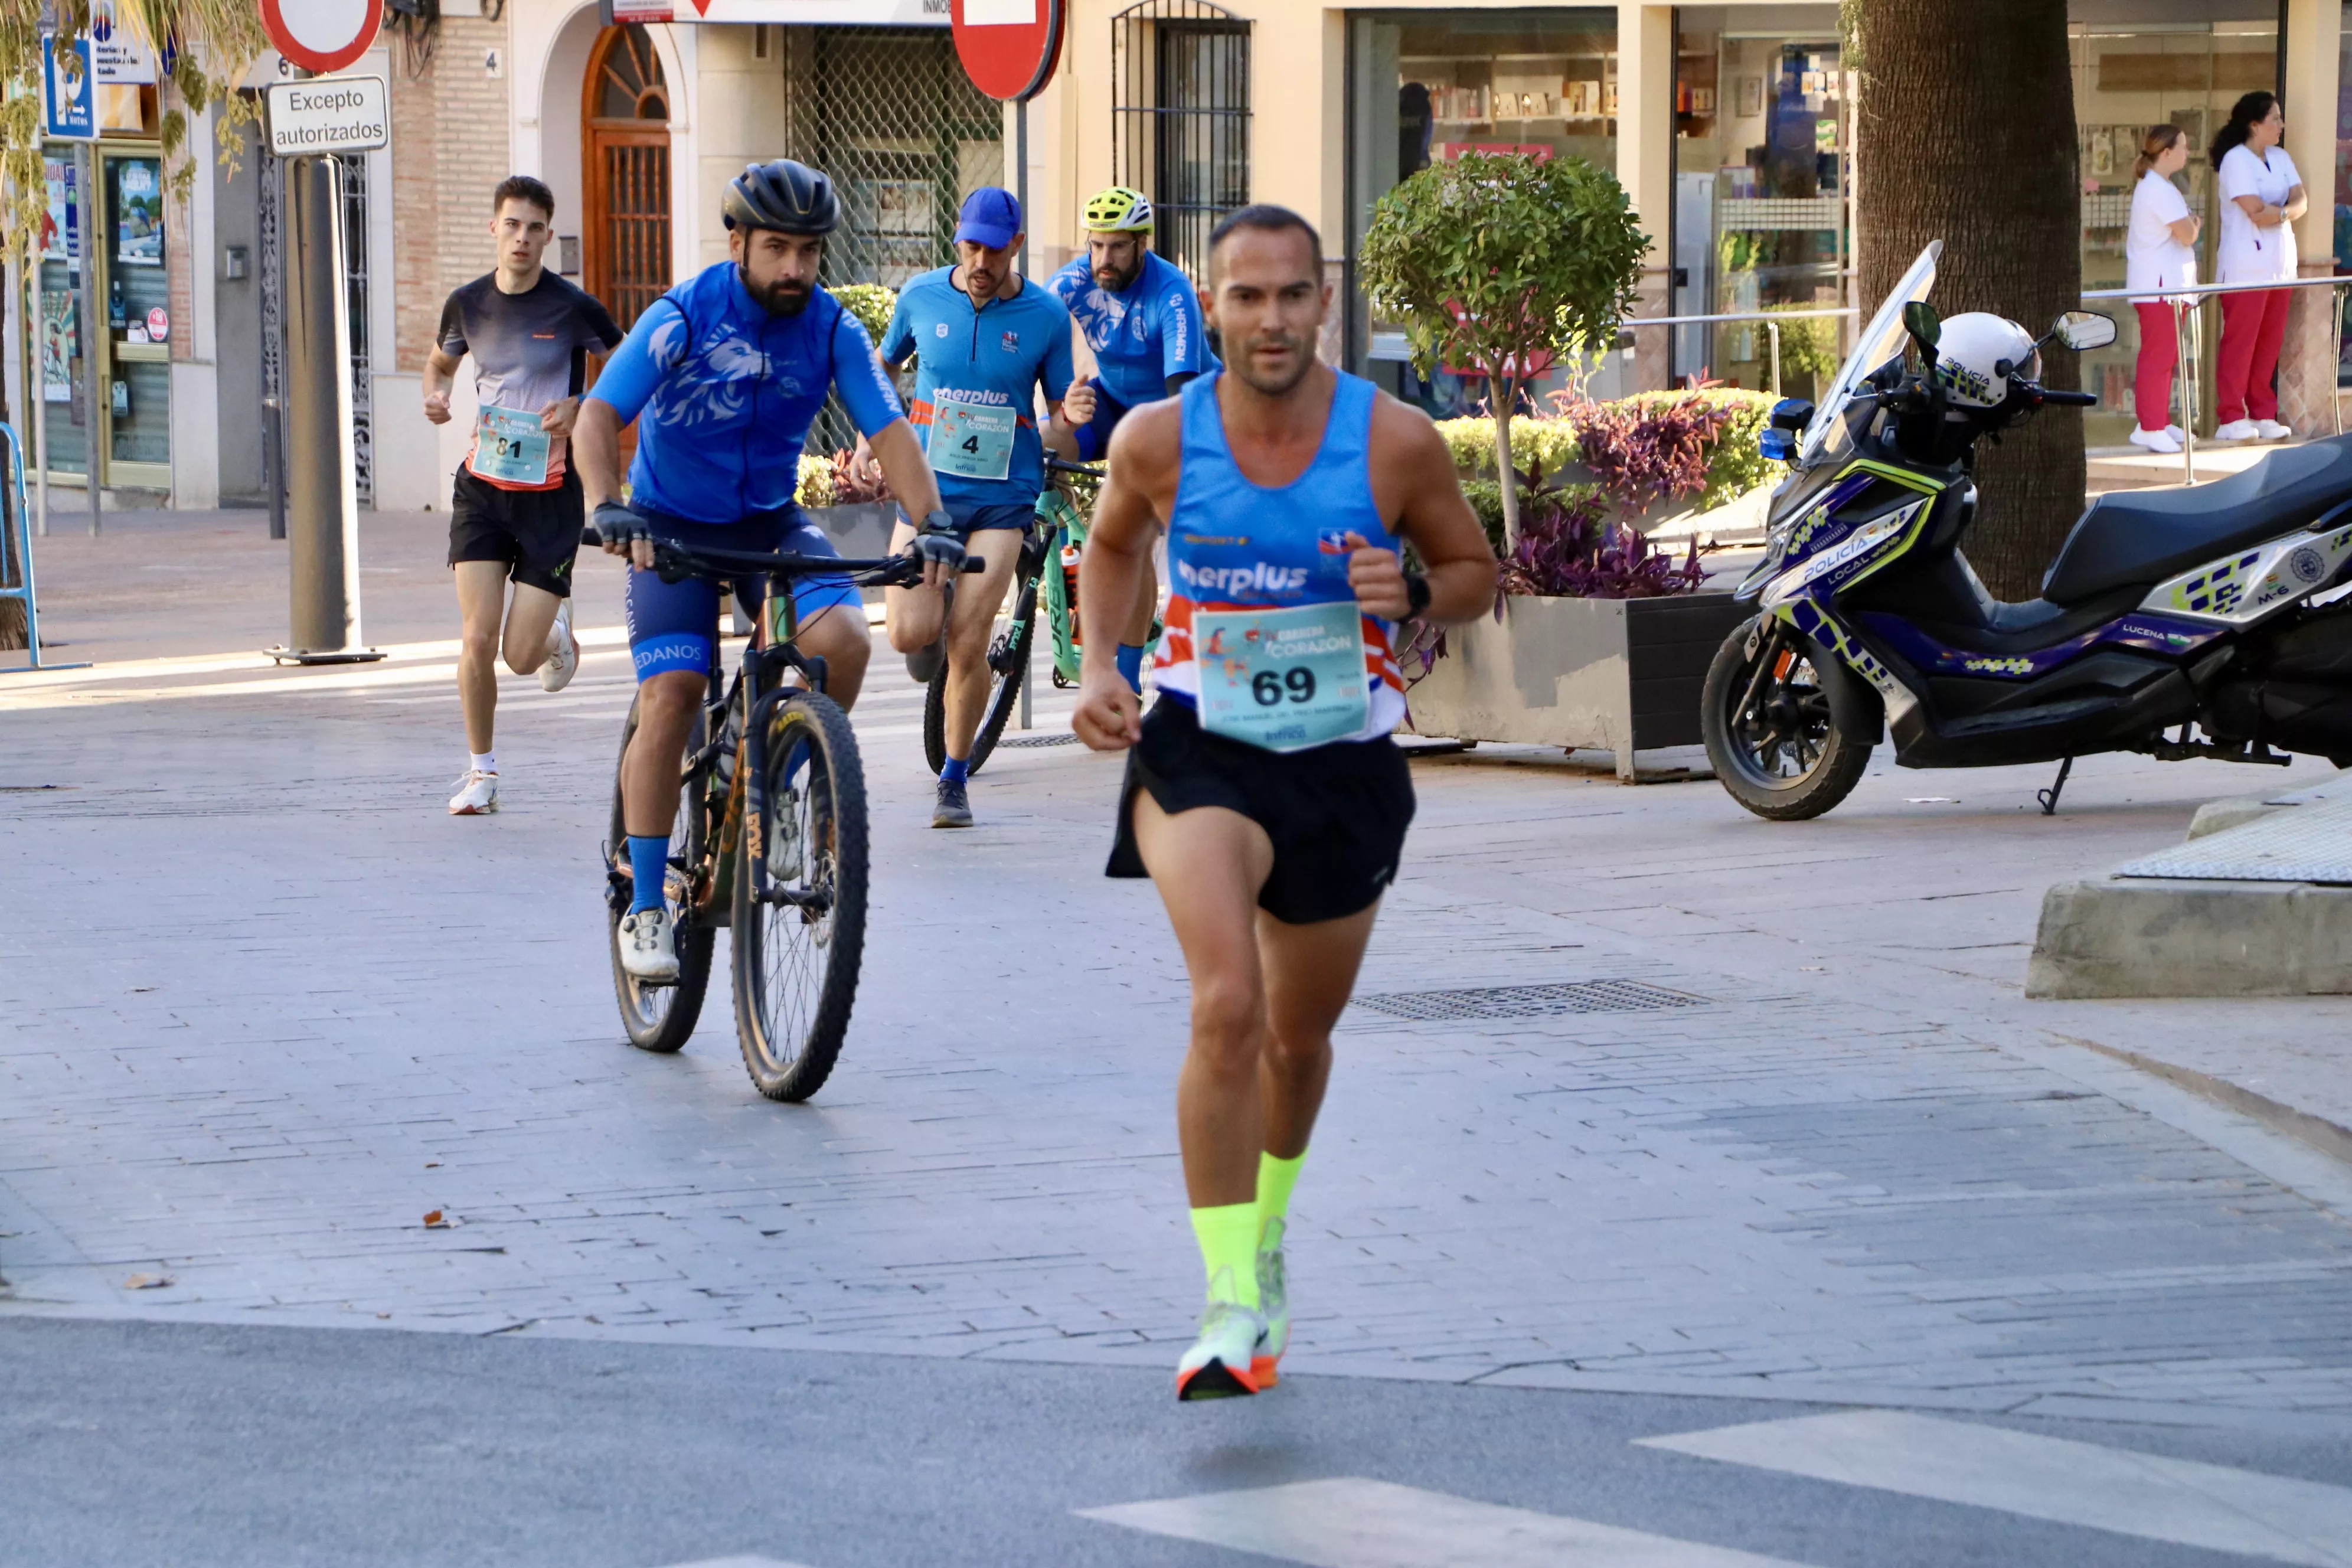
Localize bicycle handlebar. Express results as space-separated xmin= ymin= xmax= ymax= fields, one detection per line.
xmin=1043 ymin=455 xmax=1104 ymax=478
xmin=579 ymin=525 xmax=983 ymax=584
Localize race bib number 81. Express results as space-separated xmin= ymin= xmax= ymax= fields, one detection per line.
xmin=1194 ymin=602 xmax=1369 ymax=753
xmin=473 ymin=406 xmax=551 ymax=486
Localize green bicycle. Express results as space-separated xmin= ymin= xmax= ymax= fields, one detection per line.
xmin=921 ymin=456 xmax=1156 ymax=775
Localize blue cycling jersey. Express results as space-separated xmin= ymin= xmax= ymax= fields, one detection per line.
xmin=878 ymin=267 xmax=1074 ymax=508
xmin=1046 ymin=250 xmax=1217 ymax=410
xmin=586 ymin=262 xmax=904 ymax=525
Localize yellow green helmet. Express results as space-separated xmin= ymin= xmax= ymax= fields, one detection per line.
xmin=1083 ymin=185 xmax=1154 ymax=233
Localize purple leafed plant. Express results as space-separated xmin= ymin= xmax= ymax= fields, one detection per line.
xmin=1495 ymin=472 xmax=1706 ymax=600
xmin=1572 ymin=395 xmax=1734 ymax=511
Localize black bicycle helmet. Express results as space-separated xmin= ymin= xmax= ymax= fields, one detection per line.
xmin=721 ymin=159 xmax=839 ymax=236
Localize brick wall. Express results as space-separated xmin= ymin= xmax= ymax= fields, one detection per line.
xmin=390 ymin=16 xmax=517 ymax=372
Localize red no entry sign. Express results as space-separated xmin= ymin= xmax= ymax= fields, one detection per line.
xmin=952 ymin=0 xmax=1064 ymax=102
xmin=261 ymin=0 xmax=381 ymax=76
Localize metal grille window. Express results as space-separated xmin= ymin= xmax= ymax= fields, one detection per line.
xmin=260 ymin=147 xmax=372 ymax=505
xmin=1113 ymin=1 xmax=1250 ymax=281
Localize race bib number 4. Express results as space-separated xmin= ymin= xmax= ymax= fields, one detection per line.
xmin=929 ymin=398 xmax=1017 ymax=482
xmin=1194 ymin=602 xmax=1369 ymax=753
xmin=473 ymin=406 xmax=551 ymax=486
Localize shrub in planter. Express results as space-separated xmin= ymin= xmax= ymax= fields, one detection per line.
xmin=831 ymin=283 xmax=897 ymax=346
xmin=1497 ymin=473 xmax=1706 ymax=600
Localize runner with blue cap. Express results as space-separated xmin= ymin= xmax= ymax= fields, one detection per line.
xmin=854 ymin=187 xmax=1093 ymax=828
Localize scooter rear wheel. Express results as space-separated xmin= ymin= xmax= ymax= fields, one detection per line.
xmin=1703 ymin=616 xmax=1872 ymax=821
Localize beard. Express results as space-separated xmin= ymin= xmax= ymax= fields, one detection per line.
xmin=740 ymin=265 xmax=812 ymax=316
xmin=1092 ymin=256 xmax=1143 ymax=292
xmin=1228 ymin=330 xmax=1315 ymax=396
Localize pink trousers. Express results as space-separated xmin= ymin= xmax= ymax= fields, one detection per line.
xmin=2215 ymin=286 xmax=2290 ymax=424
xmin=2132 ymin=301 xmax=2180 ymax=432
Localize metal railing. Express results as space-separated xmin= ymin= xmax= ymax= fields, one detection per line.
xmin=2078 ymin=273 xmax=2352 ymax=485
xmin=1621 ymin=306 xmax=1861 ymax=400
xmin=0 ymin=423 xmax=88 ymax=674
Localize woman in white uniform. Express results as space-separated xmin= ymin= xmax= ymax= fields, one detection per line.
xmin=2210 ymin=90 xmax=2305 ymax=443
xmin=2124 ymin=125 xmax=2199 ymax=455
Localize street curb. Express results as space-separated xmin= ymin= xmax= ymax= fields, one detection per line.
xmin=2026 ymin=877 xmax=2352 ymax=998
xmin=2055 ymin=1031 xmax=2352 ymax=1170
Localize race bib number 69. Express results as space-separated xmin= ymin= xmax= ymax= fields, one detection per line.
xmin=1193 ymin=601 xmax=1369 ymax=753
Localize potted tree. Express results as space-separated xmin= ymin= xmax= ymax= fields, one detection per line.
xmin=1359 ymin=152 xmax=1752 ymax=780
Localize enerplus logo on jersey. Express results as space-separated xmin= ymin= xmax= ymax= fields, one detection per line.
xmin=1177 ymin=560 xmax=1311 ymax=595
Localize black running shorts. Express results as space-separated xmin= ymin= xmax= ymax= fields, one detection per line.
xmin=1107 ymin=698 xmax=1415 ymax=926
xmin=448 ymin=466 xmax=584 ymax=598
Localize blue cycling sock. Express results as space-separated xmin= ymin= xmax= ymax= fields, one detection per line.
xmin=626 ymin=834 xmax=669 ymax=914
xmin=1115 ymin=642 xmax=1145 ymax=694
xmin=940 ymin=756 xmax=970 ymax=785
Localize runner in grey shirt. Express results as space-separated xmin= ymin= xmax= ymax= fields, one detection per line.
xmin=423 ymin=174 xmax=624 ymax=815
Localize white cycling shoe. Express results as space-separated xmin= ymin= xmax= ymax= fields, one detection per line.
xmin=1175 ymin=1270 xmax=1266 ymax=1401
xmin=619 ymin=906 xmax=680 ymax=982
xmin=539 ymin=599 xmax=580 ymax=693
xmin=447 ymin=769 xmax=499 ymax=815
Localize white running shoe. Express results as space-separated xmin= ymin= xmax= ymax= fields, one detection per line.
xmin=1175 ymin=1271 xmax=1266 ymax=1401
xmin=539 ymin=600 xmax=579 ymax=692
xmin=2213 ymin=419 xmax=2262 ymax=442
xmin=2167 ymin=424 xmax=2186 ymax=440
xmin=1253 ymin=1216 xmax=1289 ymax=1387
xmin=2256 ymin=419 xmax=2294 ymax=442
xmin=2128 ymin=426 xmax=2181 ymax=455
xmin=618 ymin=906 xmax=680 ymax=982
xmin=447 ymin=769 xmax=499 ymax=815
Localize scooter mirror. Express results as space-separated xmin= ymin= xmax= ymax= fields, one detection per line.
xmin=1903 ymin=301 xmax=1942 ymax=349
xmin=2050 ymin=309 xmax=2117 ymax=352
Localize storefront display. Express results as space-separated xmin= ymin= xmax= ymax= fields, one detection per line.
xmin=29 ymin=139 xmax=172 ymax=489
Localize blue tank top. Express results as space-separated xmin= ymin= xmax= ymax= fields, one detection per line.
xmin=1154 ymin=369 xmax=1406 ymax=743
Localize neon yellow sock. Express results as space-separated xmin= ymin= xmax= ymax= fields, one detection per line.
xmin=1257 ymin=1149 xmax=1306 ymax=1245
xmin=1190 ymin=1201 xmax=1261 ymax=1309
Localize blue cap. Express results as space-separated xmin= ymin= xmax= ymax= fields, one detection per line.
xmin=954 ymin=187 xmax=1023 ymax=250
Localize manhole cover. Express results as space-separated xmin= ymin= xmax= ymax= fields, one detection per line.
xmin=1353 ymin=979 xmax=1706 ymax=1021
xmin=998 ymin=733 xmax=1080 ymax=749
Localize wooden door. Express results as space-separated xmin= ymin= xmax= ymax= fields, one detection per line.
xmin=582 ymin=24 xmax=672 ymax=462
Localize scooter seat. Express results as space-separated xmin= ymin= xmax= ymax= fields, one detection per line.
xmin=2041 ymin=435 xmax=2352 ymax=605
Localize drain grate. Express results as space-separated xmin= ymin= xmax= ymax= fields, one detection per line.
xmin=1353 ymin=978 xmax=1706 ymax=1021
xmin=998 ymin=733 xmax=1080 ymax=749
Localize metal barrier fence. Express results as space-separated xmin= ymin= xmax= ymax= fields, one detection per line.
xmin=1622 ymin=306 xmax=1860 ymax=400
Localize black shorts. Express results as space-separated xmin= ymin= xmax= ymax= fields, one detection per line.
xmin=448 ymin=466 xmax=584 ymax=598
xmin=1108 ymin=698 xmax=1415 ymax=926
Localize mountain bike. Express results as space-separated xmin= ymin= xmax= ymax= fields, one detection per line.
xmin=595 ymin=524 xmax=984 ymax=1100
xmin=919 ymin=456 xmax=1152 ymax=774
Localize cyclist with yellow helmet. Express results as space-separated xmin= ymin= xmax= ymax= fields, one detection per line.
xmin=1047 ymin=187 xmax=1219 ymax=692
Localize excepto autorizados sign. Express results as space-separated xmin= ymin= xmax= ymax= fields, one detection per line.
xmin=265 ymin=76 xmax=389 ymax=156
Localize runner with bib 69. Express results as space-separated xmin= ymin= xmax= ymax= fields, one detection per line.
xmin=1072 ymin=205 xmax=1497 ymax=1400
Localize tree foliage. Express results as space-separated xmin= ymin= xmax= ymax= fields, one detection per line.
xmin=1357 ymin=151 xmax=1647 ymax=545
xmin=2 ymin=0 xmax=268 ymax=266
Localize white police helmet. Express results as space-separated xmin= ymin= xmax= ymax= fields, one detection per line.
xmin=1932 ymin=313 xmax=2040 ymax=409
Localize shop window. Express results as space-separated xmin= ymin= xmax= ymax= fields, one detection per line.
xmin=31 ymin=143 xmax=173 ymax=491
xmin=1113 ymin=0 xmax=1251 ymax=282
xmin=1346 ymin=8 xmax=1619 ymax=413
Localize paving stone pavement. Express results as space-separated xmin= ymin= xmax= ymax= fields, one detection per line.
xmin=5 ymin=600 xmax=2352 ymax=1430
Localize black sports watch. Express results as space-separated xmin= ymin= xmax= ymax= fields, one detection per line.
xmin=1403 ymin=571 xmax=1433 ymax=619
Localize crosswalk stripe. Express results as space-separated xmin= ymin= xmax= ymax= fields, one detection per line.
xmin=1636 ymin=1410 xmax=2352 ymax=1567
xmin=1076 ymin=1477 xmax=1818 ymax=1567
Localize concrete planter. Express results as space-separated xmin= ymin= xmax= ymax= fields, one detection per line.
xmin=805 ymin=501 xmax=899 ymax=558
xmin=1404 ymin=592 xmax=1748 ymax=780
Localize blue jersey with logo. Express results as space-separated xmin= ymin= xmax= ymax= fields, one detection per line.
xmin=877 ymin=267 xmax=1074 ymax=508
xmin=586 ymin=262 xmax=904 ymax=525
xmin=1046 ymin=250 xmax=1217 ymax=410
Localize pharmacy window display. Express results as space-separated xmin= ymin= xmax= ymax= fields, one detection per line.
xmin=30 ymin=142 xmax=174 ymax=492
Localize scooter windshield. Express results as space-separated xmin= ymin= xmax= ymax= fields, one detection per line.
xmin=1800 ymin=240 xmax=1941 ymax=464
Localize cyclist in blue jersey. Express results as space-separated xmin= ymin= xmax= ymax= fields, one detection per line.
xmin=1046 ymin=187 xmax=1219 ymax=693
xmin=852 ymin=188 xmax=1092 ymax=828
xmin=574 ymin=158 xmax=962 ymax=982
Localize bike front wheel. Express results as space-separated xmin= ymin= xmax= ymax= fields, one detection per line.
xmin=607 ymin=692 xmax=717 ymax=1051
xmin=1701 ymin=616 xmax=1873 ymax=821
xmin=922 ymin=559 xmax=1040 ymax=778
xmin=732 ymin=690 xmax=870 ymax=1101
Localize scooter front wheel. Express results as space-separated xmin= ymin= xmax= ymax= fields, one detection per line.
xmin=1702 ymin=616 xmax=1872 ymax=821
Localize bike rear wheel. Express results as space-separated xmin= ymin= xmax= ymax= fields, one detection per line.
xmin=922 ymin=554 xmax=1041 ymax=778
xmin=732 ymin=691 xmax=870 ymax=1101
xmin=607 ymin=692 xmax=717 ymax=1051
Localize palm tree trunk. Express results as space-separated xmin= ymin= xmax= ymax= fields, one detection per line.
xmin=1855 ymin=0 xmax=2083 ymax=601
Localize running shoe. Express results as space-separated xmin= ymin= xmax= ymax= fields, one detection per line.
xmin=2256 ymin=419 xmax=2294 ymax=442
xmin=619 ymin=907 xmax=680 ymax=982
xmin=539 ymin=599 xmax=579 ymax=692
xmin=2213 ymin=419 xmax=2261 ymax=442
xmin=447 ymin=769 xmax=499 ymax=815
xmin=1253 ymin=1216 xmax=1289 ymax=1387
xmin=933 ymin=776 xmax=973 ymax=829
xmin=2128 ymin=426 xmax=2181 ymax=455
xmin=1176 ymin=1279 xmax=1265 ymax=1402
xmin=767 ymin=786 xmax=805 ymax=883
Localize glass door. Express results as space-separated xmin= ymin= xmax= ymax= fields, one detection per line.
xmin=103 ymin=147 xmax=172 ymax=489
